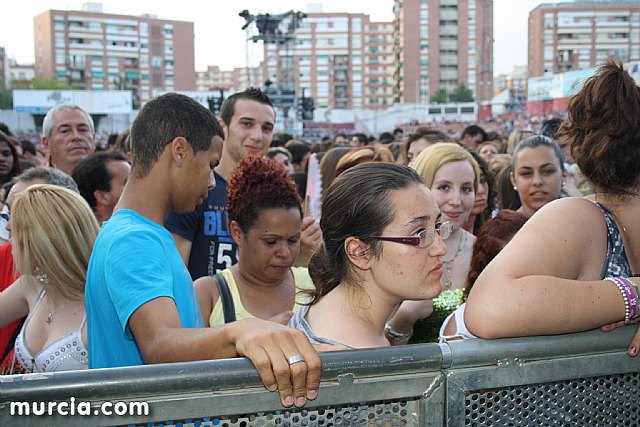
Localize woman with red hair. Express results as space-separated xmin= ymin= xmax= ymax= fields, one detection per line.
xmin=195 ymin=157 xmax=314 ymax=327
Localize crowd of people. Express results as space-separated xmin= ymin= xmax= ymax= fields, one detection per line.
xmin=0 ymin=59 xmax=638 ymax=410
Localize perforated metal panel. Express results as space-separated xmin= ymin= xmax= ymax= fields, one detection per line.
xmin=121 ymin=399 xmax=416 ymax=427
xmin=465 ymin=372 xmax=640 ymax=426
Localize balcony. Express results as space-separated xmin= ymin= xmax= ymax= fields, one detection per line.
xmin=439 ymin=26 xmax=458 ymax=37
xmin=107 ymin=45 xmax=139 ymax=52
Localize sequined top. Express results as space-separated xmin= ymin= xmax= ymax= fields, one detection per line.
xmin=593 ymin=201 xmax=632 ymax=278
xmin=13 ymin=289 xmax=88 ymax=373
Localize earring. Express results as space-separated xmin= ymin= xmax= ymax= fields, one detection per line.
xmin=34 ymin=266 xmax=48 ymax=284
xmin=513 ymin=186 xmax=517 ymax=191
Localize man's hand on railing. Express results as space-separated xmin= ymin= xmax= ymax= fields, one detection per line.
xmin=227 ymin=318 xmax=322 ymax=408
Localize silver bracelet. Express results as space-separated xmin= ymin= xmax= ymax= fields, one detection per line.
xmin=384 ymin=321 xmax=413 ymax=342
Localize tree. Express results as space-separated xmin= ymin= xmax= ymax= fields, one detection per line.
xmin=13 ymin=77 xmax=79 ymax=90
xmin=431 ymin=88 xmax=449 ymax=104
xmin=430 ymin=83 xmax=475 ymax=104
xmin=450 ymin=83 xmax=474 ymax=103
xmin=0 ymin=86 xmax=12 ymax=109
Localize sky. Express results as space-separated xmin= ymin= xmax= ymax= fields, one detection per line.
xmin=0 ymin=0 xmax=545 ymax=76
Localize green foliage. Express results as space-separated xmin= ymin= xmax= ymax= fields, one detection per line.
xmin=0 ymin=86 xmax=12 ymax=109
xmin=451 ymin=83 xmax=474 ymax=102
xmin=18 ymin=77 xmax=77 ymax=90
xmin=431 ymin=88 xmax=449 ymax=104
xmin=430 ymin=83 xmax=475 ymax=104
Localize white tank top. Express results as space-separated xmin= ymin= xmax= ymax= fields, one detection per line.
xmin=13 ymin=289 xmax=88 ymax=373
xmin=438 ymin=303 xmax=478 ymax=343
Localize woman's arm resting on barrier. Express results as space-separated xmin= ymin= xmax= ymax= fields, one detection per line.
xmin=129 ymin=297 xmax=322 ymax=408
xmin=465 ymin=198 xmax=628 ymax=339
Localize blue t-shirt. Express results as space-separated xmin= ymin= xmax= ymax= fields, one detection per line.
xmin=86 ymin=209 xmax=203 ymax=369
xmin=164 ymin=172 xmax=238 ymax=280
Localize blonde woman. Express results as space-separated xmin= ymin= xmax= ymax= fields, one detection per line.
xmin=0 ymin=185 xmax=99 ymax=373
xmin=388 ymin=143 xmax=481 ymax=343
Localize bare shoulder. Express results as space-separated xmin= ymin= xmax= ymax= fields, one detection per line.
xmin=17 ymin=276 xmax=42 ymax=304
xmin=495 ymin=197 xmax=606 ymax=279
xmin=194 ymin=276 xmax=219 ymax=300
xmin=523 ymin=197 xmax=603 ymax=236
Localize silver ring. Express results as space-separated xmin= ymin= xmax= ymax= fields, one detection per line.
xmin=287 ymin=354 xmax=305 ymax=365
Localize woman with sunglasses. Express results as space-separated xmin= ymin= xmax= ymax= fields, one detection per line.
xmin=288 ymin=163 xmax=449 ymax=348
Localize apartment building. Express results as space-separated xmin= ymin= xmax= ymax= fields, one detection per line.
xmin=261 ymin=13 xmax=370 ymax=109
xmin=257 ymin=12 xmax=397 ymax=110
xmin=494 ymin=65 xmax=527 ymax=94
xmin=195 ymin=65 xmax=265 ymax=93
xmin=33 ymin=3 xmax=195 ymax=104
xmin=393 ymin=0 xmax=494 ymax=104
xmin=196 ymin=66 xmax=234 ymax=91
xmin=364 ymin=21 xmax=395 ymax=109
xmin=528 ymin=1 xmax=640 ymax=78
xmin=8 ymin=61 xmax=36 ymax=87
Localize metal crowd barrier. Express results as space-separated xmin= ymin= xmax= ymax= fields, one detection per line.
xmin=1 ymin=326 xmax=639 ymax=426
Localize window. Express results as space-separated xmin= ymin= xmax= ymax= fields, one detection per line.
xmin=544 ymin=13 xmax=555 ymax=29
xmin=352 ymin=18 xmax=361 ymax=32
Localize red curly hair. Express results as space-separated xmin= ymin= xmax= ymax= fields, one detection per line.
xmin=227 ymin=157 xmax=302 ymax=232
xmin=466 ymin=210 xmax=528 ymax=294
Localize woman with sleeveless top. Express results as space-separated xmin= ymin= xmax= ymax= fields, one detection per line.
xmin=195 ymin=157 xmax=314 ymax=328
xmin=288 ymin=163 xmax=448 ymax=348
xmin=0 ymin=184 xmax=99 ymax=373
xmin=465 ymin=60 xmax=640 ymax=355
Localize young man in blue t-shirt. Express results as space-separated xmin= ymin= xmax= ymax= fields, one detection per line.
xmin=86 ymin=93 xmax=321 ymax=409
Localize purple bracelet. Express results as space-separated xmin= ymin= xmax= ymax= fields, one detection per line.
xmin=618 ymin=277 xmax=640 ymax=320
xmin=605 ymin=277 xmax=639 ymax=323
